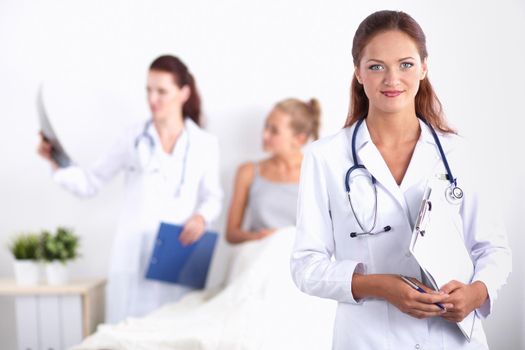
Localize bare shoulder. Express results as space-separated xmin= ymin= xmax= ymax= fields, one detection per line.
xmin=236 ymin=162 xmax=256 ymax=185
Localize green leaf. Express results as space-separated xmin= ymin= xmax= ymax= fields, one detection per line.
xmin=38 ymin=227 xmax=80 ymax=262
xmin=8 ymin=233 xmax=40 ymax=260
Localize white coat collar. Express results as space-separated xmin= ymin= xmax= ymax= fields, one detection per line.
xmin=347 ymin=118 xmax=448 ymax=214
xmin=147 ymin=118 xmax=194 ymax=157
xmin=399 ymin=119 xmax=444 ymax=191
xmin=349 ymin=117 xmax=438 ymax=154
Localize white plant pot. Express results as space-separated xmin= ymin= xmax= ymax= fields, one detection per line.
xmin=45 ymin=261 xmax=69 ymax=285
xmin=13 ymin=260 xmax=41 ymax=286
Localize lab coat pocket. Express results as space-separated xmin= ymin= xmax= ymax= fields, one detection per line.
xmin=332 ymin=192 xmax=372 ymax=265
xmin=338 ymin=221 xmax=372 ymax=268
xmin=333 ymin=300 xmax=389 ymax=349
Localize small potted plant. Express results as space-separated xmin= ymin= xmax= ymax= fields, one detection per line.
xmin=41 ymin=227 xmax=80 ymax=285
xmin=8 ymin=233 xmax=42 ymax=285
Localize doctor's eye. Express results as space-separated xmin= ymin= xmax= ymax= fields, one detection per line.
xmin=400 ymin=62 xmax=414 ymax=69
xmin=368 ymin=64 xmax=384 ymax=71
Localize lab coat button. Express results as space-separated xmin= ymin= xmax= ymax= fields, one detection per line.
xmin=415 ymin=344 xmax=421 ymax=349
xmin=405 ymin=251 xmax=411 ymax=258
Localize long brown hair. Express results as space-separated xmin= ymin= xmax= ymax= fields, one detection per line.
xmin=149 ymin=55 xmax=202 ymax=126
xmin=345 ymin=10 xmax=454 ymax=133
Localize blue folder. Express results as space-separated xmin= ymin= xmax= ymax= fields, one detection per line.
xmin=145 ymin=222 xmax=218 ymax=289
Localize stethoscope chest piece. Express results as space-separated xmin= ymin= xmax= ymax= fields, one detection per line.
xmin=445 ymin=185 xmax=464 ymax=205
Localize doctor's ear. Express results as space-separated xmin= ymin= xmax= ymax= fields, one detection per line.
xmin=420 ymin=59 xmax=428 ymax=80
xmin=179 ymin=85 xmax=191 ymax=103
xmin=354 ymin=68 xmax=362 ymax=85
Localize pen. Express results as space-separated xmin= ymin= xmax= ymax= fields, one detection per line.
xmin=399 ymin=275 xmax=445 ymax=310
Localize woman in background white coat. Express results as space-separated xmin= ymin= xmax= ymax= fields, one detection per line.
xmin=38 ymin=55 xmax=223 ymax=323
xmin=290 ymin=11 xmax=511 ymax=349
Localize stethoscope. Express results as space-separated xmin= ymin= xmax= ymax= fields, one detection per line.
xmin=346 ymin=116 xmax=464 ymax=238
xmin=134 ymin=119 xmax=190 ymax=196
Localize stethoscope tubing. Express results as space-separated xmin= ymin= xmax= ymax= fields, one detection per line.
xmin=345 ymin=116 xmax=462 ymax=237
xmin=134 ymin=119 xmax=189 ymax=196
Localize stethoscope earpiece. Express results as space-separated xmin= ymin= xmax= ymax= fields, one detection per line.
xmin=350 ymin=225 xmax=392 ymax=238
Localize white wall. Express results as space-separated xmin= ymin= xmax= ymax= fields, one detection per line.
xmin=1 ymin=0 xmax=523 ymax=349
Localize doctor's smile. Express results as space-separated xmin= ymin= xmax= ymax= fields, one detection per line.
xmin=381 ymin=90 xmax=404 ymax=97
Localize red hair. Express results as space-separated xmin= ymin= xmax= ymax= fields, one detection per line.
xmin=345 ymin=10 xmax=454 ymax=133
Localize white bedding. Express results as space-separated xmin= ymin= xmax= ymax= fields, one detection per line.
xmin=73 ymin=227 xmax=336 ymax=350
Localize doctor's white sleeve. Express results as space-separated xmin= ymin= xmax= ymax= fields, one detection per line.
xmin=52 ymin=132 xmax=128 ymax=198
xmin=461 ymin=172 xmax=512 ymax=319
xmin=290 ymin=147 xmax=365 ymax=304
xmin=194 ymin=137 xmax=223 ymax=225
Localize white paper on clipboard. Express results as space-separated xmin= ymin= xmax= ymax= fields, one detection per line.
xmin=409 ymin=176 xmax=475 ymax=341
xmin=37 ymin=85 xmax=72 ymax=168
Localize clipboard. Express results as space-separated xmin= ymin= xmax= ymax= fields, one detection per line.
xmin=409 ymin=177 xmax=475 ymax=341
xmin=145 ymin=222 xmax=218 ymax=289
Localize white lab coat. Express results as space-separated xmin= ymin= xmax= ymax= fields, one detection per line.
xmin=290 ymin=119 xmax=511 ymax=350
xmin=53 ymin=118 xmax=223 ymax=323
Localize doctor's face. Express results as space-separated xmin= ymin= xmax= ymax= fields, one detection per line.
xmin=147 ymin=70 xmax=189 ymax=121
xmin=262 ymin=108 xmax=302 ymax=155
xmin=355 ymin=30 xmax=427 ymax=115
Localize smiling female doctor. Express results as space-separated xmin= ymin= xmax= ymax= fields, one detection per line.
xmin=38 ymin=55 xmax=222 ymax=323
xmin=290 ymin=11 xmax=511 ymax=350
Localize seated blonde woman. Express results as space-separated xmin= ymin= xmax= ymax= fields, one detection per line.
xmin=226 ymin=98 xmax=321 ymax=244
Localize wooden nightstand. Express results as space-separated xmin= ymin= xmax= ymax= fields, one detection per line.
xmin=0 ymin=278 xmax=106 ymax=350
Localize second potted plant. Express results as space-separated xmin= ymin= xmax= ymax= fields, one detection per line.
xmin=41 ymin=227 xmax=80 ymax=285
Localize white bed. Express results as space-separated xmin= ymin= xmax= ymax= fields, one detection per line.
xmin=72 ymin=227 xmax=336 ymax=350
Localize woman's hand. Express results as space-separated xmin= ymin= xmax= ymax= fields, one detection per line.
xmin=352 ymin=274 xmax=451 ymax=319
xmin=439 ymin=280 xmax=488 ymax=322
xmin=256 ymin=228 xmax=276 ymax=239
xmin=383 ymin=276 xmax=451 ymax=319
xmin=179 ymin=214 xmax=206 ymax=246
xmin=37 ymin=132 xmax=59 ymax=170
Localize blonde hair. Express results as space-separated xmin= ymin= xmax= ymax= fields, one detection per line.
xmin=274 ymin=98 xmax=321 ymax=141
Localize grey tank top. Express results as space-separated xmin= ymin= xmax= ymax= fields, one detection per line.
xmin=246 ymin=163 xmax=299 ymax=232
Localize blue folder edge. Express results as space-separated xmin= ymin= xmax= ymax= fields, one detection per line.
xmin=145 ymin=222 xmax=218 ymax=289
